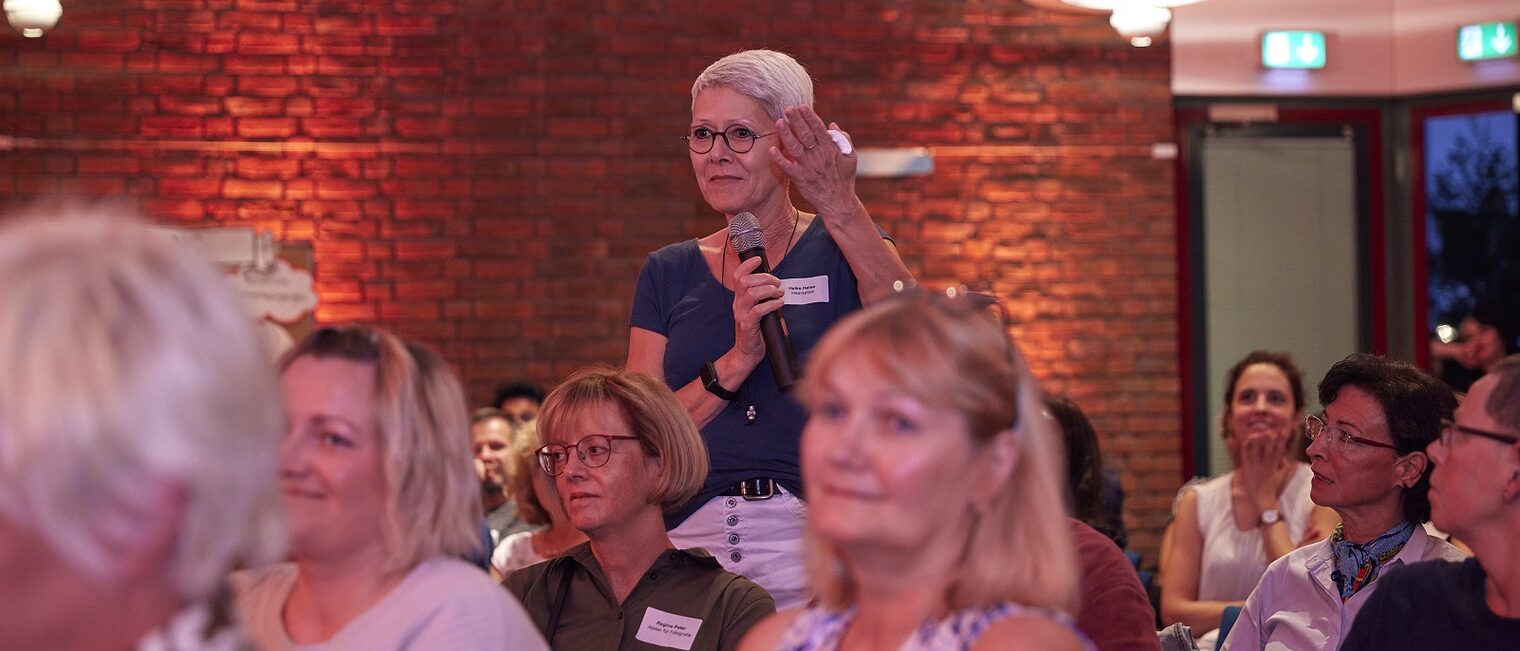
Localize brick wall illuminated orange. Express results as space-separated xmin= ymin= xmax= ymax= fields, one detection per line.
xmin=0 ymin=1 xmax=1178 ymax=561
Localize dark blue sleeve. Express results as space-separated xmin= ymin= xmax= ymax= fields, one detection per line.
xmin=630 ymin=253 xmax=666 ymax=335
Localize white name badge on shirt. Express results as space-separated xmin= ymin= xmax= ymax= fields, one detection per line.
xmin=782 ymin=275 xmax=830 ymax=305
xmin=634 ymin=607 xmax=703 ymax=650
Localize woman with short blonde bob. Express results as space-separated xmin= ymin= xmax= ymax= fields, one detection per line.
xmin=741 ymin=290 xmax=1088 ymax=650
xmin=233 ymin=325 xmax=545 ymax=649
xmin=508 ymin=366 xmax=775 ymax=650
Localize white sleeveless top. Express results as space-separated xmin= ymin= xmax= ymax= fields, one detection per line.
xmin=1193 ymin=463 xmax=1314 ymax=601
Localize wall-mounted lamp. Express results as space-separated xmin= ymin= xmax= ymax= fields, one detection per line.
xmin=4 ymin=0 xmax=62 ymax=38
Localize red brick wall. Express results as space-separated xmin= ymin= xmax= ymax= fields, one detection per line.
xmin=0 ymin=1 xmax=1178 ymax=559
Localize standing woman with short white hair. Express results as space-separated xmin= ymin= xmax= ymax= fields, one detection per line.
xmin=0 ymin=209 xmax=287 ymax=649
xmin=233 ymin=325 xmax=547 ymax=650
xmin=627 ymin=48 xmax=913 ymax=609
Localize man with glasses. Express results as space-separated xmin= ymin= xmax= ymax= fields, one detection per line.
xmin=1224 ymin=353 xmax=1464 ymax=651
xmin=1342 ymin=354 xmax=1520 ymax=649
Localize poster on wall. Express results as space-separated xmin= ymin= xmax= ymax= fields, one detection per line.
xmin=150 ymin=226 xmax=317 ymax=358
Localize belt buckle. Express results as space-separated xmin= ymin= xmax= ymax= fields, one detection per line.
xmin=740 ymin=479 xmax=774 ymax=501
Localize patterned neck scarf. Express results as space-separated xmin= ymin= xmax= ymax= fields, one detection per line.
xmin=1329 ymin=520 xmax=1415 ymax=602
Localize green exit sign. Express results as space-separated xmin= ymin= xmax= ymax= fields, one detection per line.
xmin=1262 ymin=31 xmax=1327 ymax=69
xmin=1458 ymin=21 xmax=1518 ymax=62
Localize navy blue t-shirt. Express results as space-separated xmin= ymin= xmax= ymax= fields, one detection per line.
xmin=631 ymin=218 xmax=882 ymax=527
xmin=1340 ymin=557 xmax=1520 ymax=650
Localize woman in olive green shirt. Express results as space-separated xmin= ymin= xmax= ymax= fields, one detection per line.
xmin=507 ymin=367 xmax=775 ymax=650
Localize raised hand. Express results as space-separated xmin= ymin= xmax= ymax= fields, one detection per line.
xmin=769 ymin=105 xmax=858 ymax=218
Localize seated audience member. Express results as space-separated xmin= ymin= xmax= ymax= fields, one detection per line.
xmin=491 ymin=421 xmax=587 ymax=579
xmin=1049 ymin=394 xmax=1129 ymax=548
xmin=234 ymin=325 xmax=546 ymax=650
xmin=1163 ymin=351 xmax=1338 ymax=648
xmin=739 ymin=290 xmax=1088 ymax=650
xmin=473 ymin=407 xmax=536 ymax=545
xmin=1046 ymin=394 xmax=1158 ymax=649
xmin=0 ymin=211 xmax=286 ymax=649
xmin=507 ymin=366 xmax=775 ymax=650
xmin=1430 ymin=305 xmax=1517 ymax=392
xmin=1070 ymin=519 xmax=1163 ymax=651
xmin=495 ymin=380 xmax=547 ymax=424
xmin=1224 ymin=354 xmax=1464 ymax=650
xmin=1340 ymin=355 xmax=1520 ymax=649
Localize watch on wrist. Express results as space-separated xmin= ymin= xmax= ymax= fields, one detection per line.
xmin=1259 ymin=508 xmax=1282 ymax=526
xmin=700 ymin=361 xmax=740 ymax=401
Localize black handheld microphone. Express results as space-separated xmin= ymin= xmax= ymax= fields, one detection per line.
xmin=728 ymin=212 xmax=800 ymax=392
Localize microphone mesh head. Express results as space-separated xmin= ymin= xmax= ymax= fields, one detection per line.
xmin=727 ymin=212 xmax=765 ymax=253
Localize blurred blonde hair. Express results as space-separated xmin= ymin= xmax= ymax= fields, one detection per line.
xmin=0 ymin=205 xmax=285 ymax=599
xmin=278 ymin=325 xmax=481 ymax=572
xmin=507 ymin=421 xmax=552 ymax=526
xmin=536 ymin=366 xmax=708 ymax=512
xmin=799 ymin=291 xmax=1079 ymax=615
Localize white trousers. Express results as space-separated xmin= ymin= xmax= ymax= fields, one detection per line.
xmin=667 ymin=486 xmax=812 ymax=610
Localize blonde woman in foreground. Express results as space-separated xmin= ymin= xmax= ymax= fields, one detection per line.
xmin=233 ymin=325 xmax=546 ymax=650
xmin=740 ymin=290 xmax=1090 ymax=650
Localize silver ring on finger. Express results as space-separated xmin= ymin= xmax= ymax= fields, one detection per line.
xmin=803 ymin=142 xmax=817 ymax=151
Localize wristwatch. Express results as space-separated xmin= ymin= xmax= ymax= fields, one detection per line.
xmin=700 ymin=361 xmax=740 ymax=401
xmin=1259 ymin=508 xmax=1282 ymax=526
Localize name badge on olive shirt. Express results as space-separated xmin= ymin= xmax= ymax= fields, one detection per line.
xmin=782 ymin=275 xmax=829 ymax=305
xmin=634 ymin=607 xmax=703 ymax=650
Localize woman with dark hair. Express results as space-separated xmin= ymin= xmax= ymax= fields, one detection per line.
xmin=1341 ymin=355 xmax=1520 ymax=649
xmin=1162 ymin=351 xmax=1338 ymax=647
xmin=1224 ymin=353 xmax=1465 ymax=650
xmin=1432 ymin=305 xmax=1518 ymax=392
xmin=1047 ymin=394 xmax=1126 ymax=548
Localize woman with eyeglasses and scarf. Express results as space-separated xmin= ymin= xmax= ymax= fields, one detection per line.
xmin=625 ymin=49 xmax=912 ymax=610
xmin=507 ymin=366 xmax=775 ymax=650
xmin=1339 ymin=354 xmax=1520 ymax=649
xmin=1222 ymin=353 xmax=1465 ymax=650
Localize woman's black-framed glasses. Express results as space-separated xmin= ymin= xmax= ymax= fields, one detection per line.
xmin=682 ymin=125 xmax=775 ymax=154
xmin=535 ymin=434 xmax=641 ymax=475
xmin=1304 ymin=414 xmax=1400 ymax=451
xmin=1438 ymin=418 xmax=1520 ymax=447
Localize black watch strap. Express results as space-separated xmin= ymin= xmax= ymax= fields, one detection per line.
xmin=700 ymin=361 xmax=740 ymax=401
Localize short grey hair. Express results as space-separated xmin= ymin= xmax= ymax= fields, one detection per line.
xmin=0 ymin=205 xmax=285 ymax=600
xmin=691 ymin=49 xmax=815 ymax=120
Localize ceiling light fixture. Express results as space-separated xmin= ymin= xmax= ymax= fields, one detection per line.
xmin=4 ymin=0 xmax=62 ymax=37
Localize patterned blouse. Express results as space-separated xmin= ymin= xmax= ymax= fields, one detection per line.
xmin=776 ymin=601 xmax=1093 ymax=651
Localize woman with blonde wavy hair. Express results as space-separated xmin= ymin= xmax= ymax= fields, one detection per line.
xmin=233 ymin=325 xmax=545 ymax=649
xmin=741 ymin=289 xmax=1087 ymax=650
